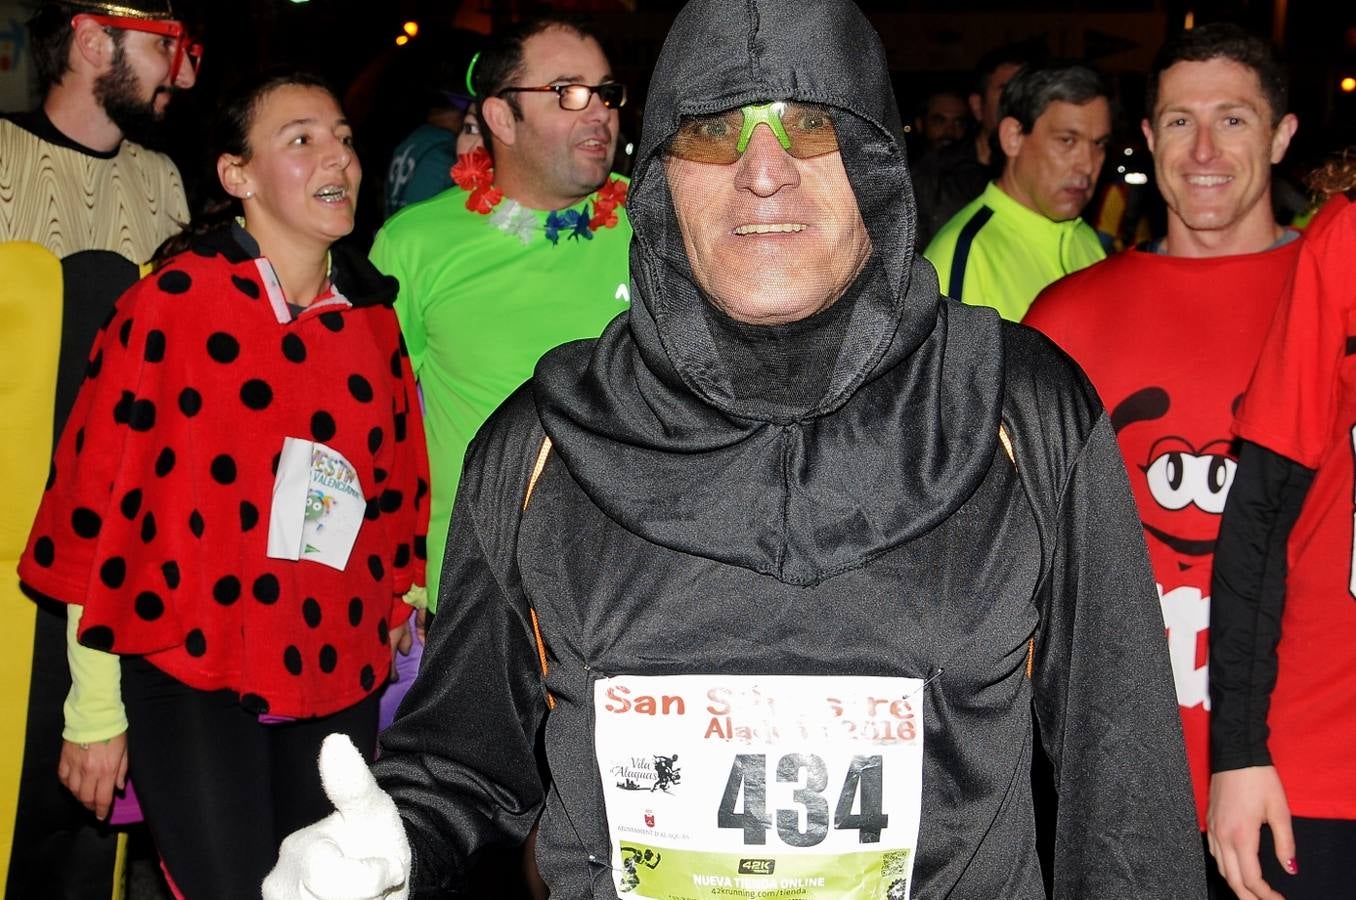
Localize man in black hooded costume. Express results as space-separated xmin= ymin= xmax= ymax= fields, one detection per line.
xmin=265 ymin=1 xmax=1203 ymax=897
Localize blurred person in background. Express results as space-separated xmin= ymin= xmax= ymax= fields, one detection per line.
xmin=925 ymin=63 xmax=1110 ymax=321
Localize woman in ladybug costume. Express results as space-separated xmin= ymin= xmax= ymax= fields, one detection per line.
xmin=18 ymin=70 xmax=429 ymax=899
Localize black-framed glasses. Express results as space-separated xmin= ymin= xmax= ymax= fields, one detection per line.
xmin=498 ymin=82 xmax=627 ymax=111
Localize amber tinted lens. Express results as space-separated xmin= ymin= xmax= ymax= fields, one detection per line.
xmin=668 ymin=103 xmax=839 ymax=164
xmin=668 ymin=109 xmax=746 ymax=164
xmin=778 ymin=103 xmax=839 ymax=158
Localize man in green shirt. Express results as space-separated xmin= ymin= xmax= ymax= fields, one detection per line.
xmin=372 ymin=18 xmax=631 ymax=611
xmin=925 ymin=64 xmax=1111 ymax=321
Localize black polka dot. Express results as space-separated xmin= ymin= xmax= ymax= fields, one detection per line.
xmin=348 ymin=597 xmax=363 ymax=627
xmin=72 ymin=508 xmax=102 ymax=539
xmin=389 ymin=349 xmax=402 ymax=379
xmin=86 ymin=350 xmax=103 ymax=379
xmin=189 ymin=509 xmax=204 ymax=538
xmin=207 ymin=332 xmax=240 ymax=363
xmin=82 ymin=626 xmax=115 ymax=652
xmin=364 ymin=498 xmax=380 ymax=521
xmin=134 ymin=591 xmax=164 ymax=621
xmin=240 ymin=379 xmax=273 ymax=411
xmin=231 ymin=275 xmax=260 ymax=299
xmin=394 ymin=412 xmax=408 ymax=442
xmin=178 ymin=388 xmax=202 ymax=417
xmin=140 ymin=512 xmax=157 ymax=544
xmin=212 ymin=575 xmax=240 ymax=605
xmin=128 ymin=399 xmax=156 ymax=432
xmin=311 ymin=411 xmax=336 ymax=442
xmin=185 ymin=628 xmax=207 ymax=656
xmin=359 ymin=665 xmax=375 ymax=691
xmin=319 ymin=312 xmax=344 ymax=332
xmin=284 ymin=646 xmax=303 ymax=676
xmin=414 ymin=535 xmax=427 ymax=561
xmin=120 ymin=488 xmax=142 ymax=520
xmin=33 ymin=536 xmax=55 ymax=567
xmin=240 ymin=501 xmax=259 ymax=532
xmin=155 ymin=447 xmax=176 ymax=477
xmin=241 ymin=694 xmax=269 ymax=715
xmin=118 ymin=317 xmax=133 ymax=348
xmin=161 ymin=560 xmax=181 ymax=589
xmin=367 ymin=427 xmax=384 ymax=454
xmin=282 ymin=334 xmax=307 ymax=363
xmin=157 ymin=270 xmax=192 ymax=294
xmin=394 ymin=543 xmax=411 ymax=568
xmin=377 ymin=617 xmax=389 ymax=646
xmin=74 ymin=428 xmax=85 ymax=455
xmin=368 ymin=555 xmax=385 ymax=582
xmin=319 ymin=645 xmax=338 ymax=673
xmin=379 ymin=490 xmax=403 ymax=514
xmin=113 ymin=390 xmax=133 ymax=425
xmin=99 ymin=557 xmax=126 ymax=589
xmin=416 ymin=478 xmax=429 ymax=505
xmin=302 ymin=597 xmax=322 ymax=628
xmin=374 ymin=468 xmax=388 ymax=484
xmin=347 ymin=375 xmax=373 ymax=403
xmin=144 ymin=329 xmax=166 ymax=363
xmin=252 ymin=573 xmax=280 ymax=605
xmin=210 ymin=454 xmax=237 ymax=485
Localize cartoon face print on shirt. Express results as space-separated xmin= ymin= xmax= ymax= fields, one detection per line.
xmin=1110 ymin=386 xmax=1241 ymax=571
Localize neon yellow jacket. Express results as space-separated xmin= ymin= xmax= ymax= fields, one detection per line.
xmin=924 ymin=181 xmax=1105 ymax=322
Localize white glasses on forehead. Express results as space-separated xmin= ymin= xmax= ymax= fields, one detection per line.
xmin=497 ymin=82 xmax=628 ymax=111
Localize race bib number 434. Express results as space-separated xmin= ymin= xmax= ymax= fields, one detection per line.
xmin=593 ymin=674 xmax=924 ymax=900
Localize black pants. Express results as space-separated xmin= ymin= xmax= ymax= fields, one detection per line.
xmin=1256 ymin=817 xmax=1356 ymax=900
xmin=121 ymin=657 xmax=379 ymax=900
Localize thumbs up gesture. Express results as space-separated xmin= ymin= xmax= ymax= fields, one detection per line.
xmin=263 ymin=734 xmax=411 ymax=900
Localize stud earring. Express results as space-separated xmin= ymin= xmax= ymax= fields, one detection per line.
xmin=244 ymin=191 xmax=254 ymax=200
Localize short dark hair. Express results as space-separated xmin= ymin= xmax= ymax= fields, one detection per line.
xmin=28 ymin=3 xmax=82 ymax=91
xmin=471 ymin=17 xmax=598 ymax=152
xmin=999 ymin=64 xmax=1109 ymax=133
xmin=1146 ymin=23 xmax=1288 ymax=124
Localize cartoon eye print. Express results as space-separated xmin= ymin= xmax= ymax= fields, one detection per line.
xmin=1144 ymin=451 xmax=1237 ymax=513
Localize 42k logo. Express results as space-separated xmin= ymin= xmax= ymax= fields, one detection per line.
xmin=718 ymin=753 xmax=888 ymax=847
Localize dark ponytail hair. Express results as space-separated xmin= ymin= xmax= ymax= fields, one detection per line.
xmin=155 ymin=69 xmax=340 ymax=263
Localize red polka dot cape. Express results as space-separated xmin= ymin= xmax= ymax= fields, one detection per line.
xmin=19 ymin=226 xmax=430 ymax=718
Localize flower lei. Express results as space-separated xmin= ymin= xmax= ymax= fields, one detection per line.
xmin=450 ymin=147 xmax=628 ymax=246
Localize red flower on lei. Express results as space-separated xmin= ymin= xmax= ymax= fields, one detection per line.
xmin=450 ymin=147 xmax=503 ymax=213
xmin=589 ymin=178 xmax=629 ymax=230
xmin=451 ymin=147 xmax=627 ymax=238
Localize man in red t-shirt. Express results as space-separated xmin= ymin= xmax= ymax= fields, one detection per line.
xmin=1023 ymin=24 xmax=1300 ymax=895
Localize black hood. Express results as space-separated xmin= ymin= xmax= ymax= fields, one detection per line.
xmin=534 ymin=0 xmax=1004 ymax=585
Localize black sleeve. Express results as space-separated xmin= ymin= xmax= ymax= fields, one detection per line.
xmin=370 ymin=408 xmax=551 ymax=896
xmin=1208 ymin=439 xmax=1315 ymax=772
xmin=1032 ymin=412 xmax=1205 ymax=899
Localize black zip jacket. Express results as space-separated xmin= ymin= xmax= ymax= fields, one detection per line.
xmin=372 ymin=1 xmax=1203 ymax=896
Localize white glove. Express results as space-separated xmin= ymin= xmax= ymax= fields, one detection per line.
xmin=263 ymin=733 xmax=412 ymax=900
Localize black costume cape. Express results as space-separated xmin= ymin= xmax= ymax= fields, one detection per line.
xmin=372 ymin=1 xmax=1204 ymax=896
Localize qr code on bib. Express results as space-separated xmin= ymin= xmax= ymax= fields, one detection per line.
xmin=880 ymin=849 xmax=911 ymax=900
